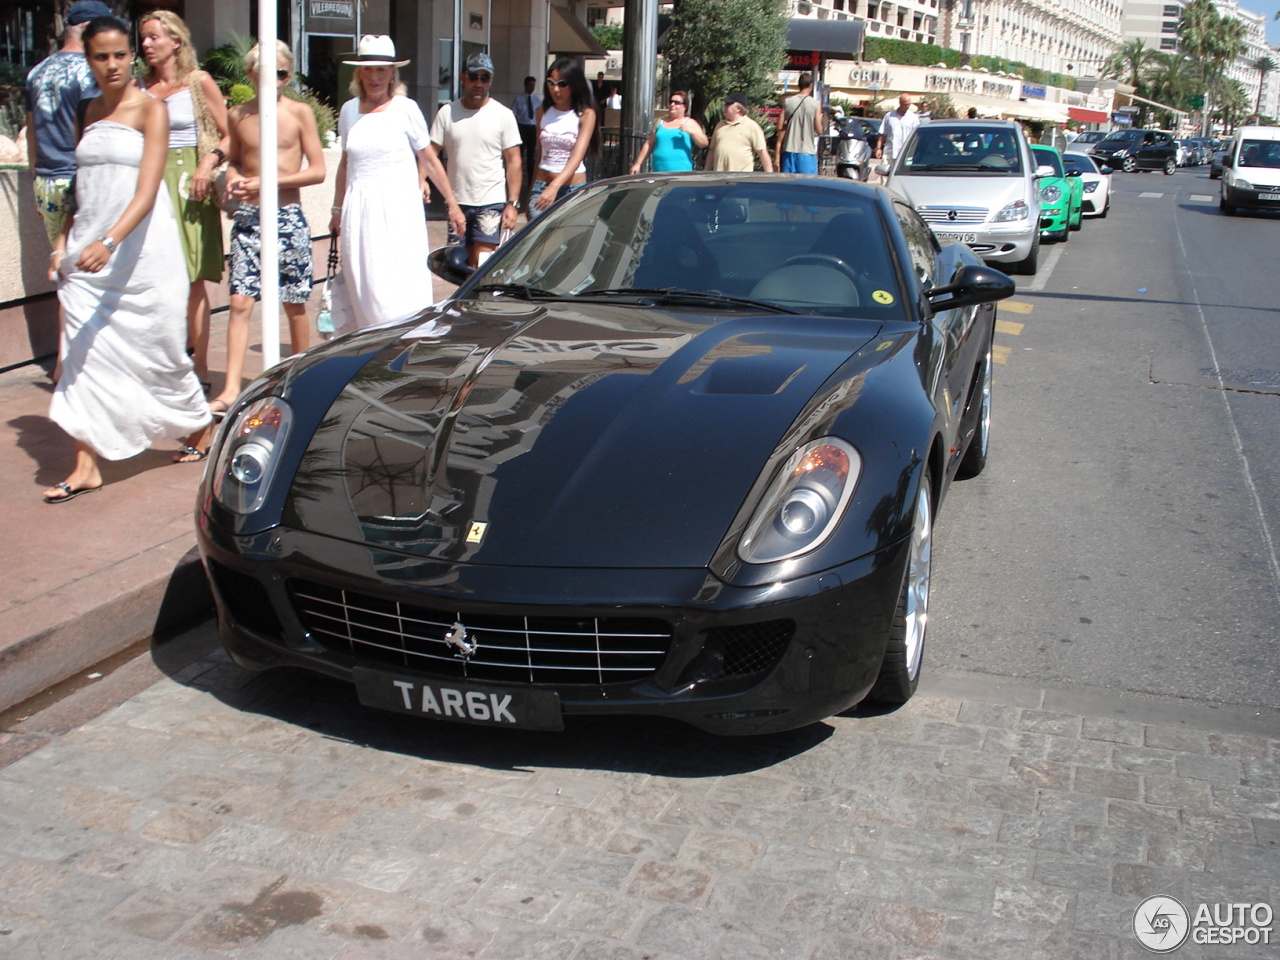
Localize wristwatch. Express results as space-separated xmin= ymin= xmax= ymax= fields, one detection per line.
xmin=505 ymin=200 xmax=518 ymax=207
xmin=98 ymin=235 xmax=117 ymax=253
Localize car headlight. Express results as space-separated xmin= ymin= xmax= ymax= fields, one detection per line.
xmin=739 ymin=438 xmax=861 ymax=564
xmin=1235 ymin=178 xmax=1253 ymax=190
xmin=993 ymin=199 xmax=1029 ymax=223
xmin=1082 ymin=181 xmax=1099 ymax=194
xmin=212 ymin=397 xmax=295 ymax=514
xmin=1041 ymin=185 xmax=1062 ymax=203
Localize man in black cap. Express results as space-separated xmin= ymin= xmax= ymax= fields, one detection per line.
xmin=705 ymin=92 xmax=773 ymax=172
xmin=24 ymin=0 xmax=111 ymax=251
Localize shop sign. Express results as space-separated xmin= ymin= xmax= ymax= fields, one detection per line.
xmin=1021 ymin=82 xmax=1045 ymax=100
xmin=309 ymin=0 xmax=354 ymax=20
xmin=789 ymin=50 xmax=820 ymax=69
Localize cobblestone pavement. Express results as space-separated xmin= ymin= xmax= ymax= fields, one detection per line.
xmin=0 ymin=629 xmax=1276 ymax=960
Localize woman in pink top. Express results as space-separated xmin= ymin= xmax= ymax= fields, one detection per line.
xmin=528 ymin=57 xmax=600 ymax=220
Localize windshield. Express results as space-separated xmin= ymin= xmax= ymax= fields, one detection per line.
xmin=1238 ymin=139 xmax=1280 ymax=169
xmin=469 ymin=180 xmax=906 ymax=320
xmin=1032 ymin=148 xmax=1064 ymax=176
xmin=1102 ymin=131 xmax=1140 ymax=142
xmin=899 ymin=125 xmax=1024 ymax=175
xmin=1062 ymin=153 xmax=1096 ymax=174
xmin=1075 ymin=132 xmax=1104 ymax=142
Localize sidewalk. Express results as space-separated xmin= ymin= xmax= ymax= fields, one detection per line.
xmin=0 ymin=219 xmax=456 ymax=714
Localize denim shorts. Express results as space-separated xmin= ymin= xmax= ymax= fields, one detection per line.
xmin=450 ymin=202 xmax=506 ymax=246
xmin=527 ymin=178 xmax=585 ymax=220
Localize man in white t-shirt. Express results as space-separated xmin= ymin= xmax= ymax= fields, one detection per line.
xmin=429 ymin=52 xmax=523 ymax=266
xmin=875 ymin=93 xmax=920 ymax=175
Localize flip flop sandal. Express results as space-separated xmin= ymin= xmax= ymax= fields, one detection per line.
xmin=43 ymin=481 xmax=99 ymax=504
xmin=208 ymin=399 xmax=230 ymax=420
xmin=174 ymin=445 xmax=209 ymax=464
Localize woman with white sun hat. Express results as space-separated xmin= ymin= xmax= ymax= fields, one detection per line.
xmin=328 ymin=35 xmax=464 ymax=333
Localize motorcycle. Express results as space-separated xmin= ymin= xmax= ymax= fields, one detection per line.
xmin=833 ymin=116 xmax=873 ymax=181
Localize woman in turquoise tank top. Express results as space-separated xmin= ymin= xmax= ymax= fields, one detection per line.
xmin=629 ymin=91 xmax=708 ymax=173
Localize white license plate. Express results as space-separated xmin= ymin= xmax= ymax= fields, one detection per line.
xmin=354 ymin=667 xmax=564 ymax=730
xmin=1259 ymin=193 xmax=1280 ymax=201
xmin=933 ymin=232 xmax=978 ymax=244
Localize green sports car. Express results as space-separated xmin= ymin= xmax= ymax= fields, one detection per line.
xmin=1031 ymin=144 xmax=1083 ymax=240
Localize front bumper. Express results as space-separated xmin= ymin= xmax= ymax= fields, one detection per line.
xmin=198 ymin=520 xmax=909 ymax=735
xmin=1223 ymin=182 xmax=1280 ymax=211
xmin=946 ymin=221 xmax=1037 ymax=264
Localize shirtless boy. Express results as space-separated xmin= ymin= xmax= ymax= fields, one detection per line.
xmin=211 ymin=39 xmax=324 ymax=416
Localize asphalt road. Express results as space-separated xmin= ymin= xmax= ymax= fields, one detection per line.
xmin=929 ymin=162 xmax=1280 ymax=712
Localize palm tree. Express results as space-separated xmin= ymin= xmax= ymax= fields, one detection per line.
xmin=1102 ymin=39 xmax=1158 ymax=93
xmin=1179 ymin=0 xmax=1247 ymax=134
xmin=1254 ymin=56 xmax=1277 ymax=116
xmin=1145 ymin=52 xmax=1194 ymax=118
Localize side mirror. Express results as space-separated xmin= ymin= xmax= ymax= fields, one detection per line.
xmin=925 ymin=263 xmax=1016 ymax=312
xmin=874 ymin=161 xmax=891 ymax=176
xmin=1099 ymin=165 xmax=1113 ymax=175
xmin=1065 ymin=169 xmax=1082 ymax=178
xmin=428 ymin=244 xmax=474 ymax=285
xmin=1034 ymin=164 xmax=1056 ymax=178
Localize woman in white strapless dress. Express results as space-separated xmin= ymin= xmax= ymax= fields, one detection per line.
xmin=44 ymin=16 xmax=210 ymax=503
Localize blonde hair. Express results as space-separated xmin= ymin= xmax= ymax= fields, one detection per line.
xmin=349 ymin=66 xmax=407 ymax=100
xmin=245 ymin=39 xmax=295 ymax=77
xmin=139 ymin=11 xmax=198 ymax=84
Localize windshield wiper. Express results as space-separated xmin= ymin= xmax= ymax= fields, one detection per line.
xmin=579 ymin=287 xmax=798 ymax=314
xmin=472 ymin=282 xmax=556 ymax=300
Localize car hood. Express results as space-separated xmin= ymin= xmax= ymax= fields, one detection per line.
xmin=888 ymin=174 xmax=1031 ymax=216
xmin=283 ymin=299 xmax=885 ymax=569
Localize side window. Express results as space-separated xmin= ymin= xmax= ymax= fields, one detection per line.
xmin=891 ymin=200 xmax=937 ymax=291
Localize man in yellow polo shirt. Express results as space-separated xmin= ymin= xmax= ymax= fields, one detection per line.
xmin=705 ymin=92 xmax=774 ymax=173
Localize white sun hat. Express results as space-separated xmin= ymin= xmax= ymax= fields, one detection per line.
xmin=342 ymin=35 xmax=409 ymax=67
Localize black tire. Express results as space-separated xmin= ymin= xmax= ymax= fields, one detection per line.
xmin=1014 ymin=231 xmax=1039 ymax=275
xmin=867 ymin=475 xmax=932 ymax=705
xmin=1220 ymin=190 xmax=1236 ymax=215
xmin=1121 ymin=155 xmax=1137 ymax=172
xmin=957 ymin=337 xmax=992 ymax=480
xmin=1164 ymin=159 xmax=1176 ymax=176
xmin=1099 ymin=196 xmax=1109 ymax=218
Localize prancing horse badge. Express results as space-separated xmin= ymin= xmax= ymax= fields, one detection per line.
xmin=465 ymin=521 xmax=487 ymax=544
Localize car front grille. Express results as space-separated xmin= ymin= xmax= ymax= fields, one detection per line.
xmin=916 ymin=206 xmax=988 ymax=224
xmin=289 ymin=580 xmax=672 ymax=685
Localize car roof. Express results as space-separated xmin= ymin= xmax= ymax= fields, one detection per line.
xmin=924 ymin=119 xmax=1022 ymax=130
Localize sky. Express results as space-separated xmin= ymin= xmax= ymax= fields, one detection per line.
xmin=1251 ymin=0 xmax=1280 ymax=47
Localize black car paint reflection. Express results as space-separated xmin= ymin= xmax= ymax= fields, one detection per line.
xmin=197 ymin=174 xmax=1013 ymax=734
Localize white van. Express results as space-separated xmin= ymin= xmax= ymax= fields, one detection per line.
xmin=1219 ymin=125 xmax=1280 ymax=215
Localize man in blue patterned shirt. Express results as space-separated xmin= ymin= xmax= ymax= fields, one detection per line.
xmin=24 ymin=1 xmax=108 ymax=249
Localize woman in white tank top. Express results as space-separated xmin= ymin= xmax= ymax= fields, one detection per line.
xmin=529 ymin=57 xmax=600 ymax=220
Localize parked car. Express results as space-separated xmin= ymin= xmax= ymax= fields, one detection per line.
xmin=1219 ymin=125 xmax=1280 ymax=215
xmin=195 ymin=172 xmax=1016 ymax=735
xmin=1031 ymin=144 xmax=1083 ymax=239
xmin=1177 ymin=139 xmax=1199 ymax=166
xmin=1210 ymin=138 xmax=1234 ymax=179
xmin=1069 ymin=130 xmax=1107 ymax=155
xmin=1093 ymin=128 xmax=1178 ymax=174
xmin=1063 ymin=150 xmax=1112 ymax=218
xmin=880 ymin=119 xmax=1045 ymax=274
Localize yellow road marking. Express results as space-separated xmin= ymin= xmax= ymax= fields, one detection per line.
xmin=993 ymin=345 xmax=1012 ymax=365
xmin=995 ymin=319 xmax=1023 ymax=336
xmin=1001 ymin=300 xmax=1033 ymax=315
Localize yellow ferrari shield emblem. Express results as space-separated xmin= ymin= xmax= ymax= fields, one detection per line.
xmin=465 ymin=521 xmax=487 ymax=544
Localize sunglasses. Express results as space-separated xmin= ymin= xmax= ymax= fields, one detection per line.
xmin=669 ymin=99 xmax=685 ymax=105
xmin=467 ymin=72 xmax=492 ymax=82
xmin=276 ymin=69 xmax=289 ymax=80
xmin=546 ymin=79 xmax=570 ymax=89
